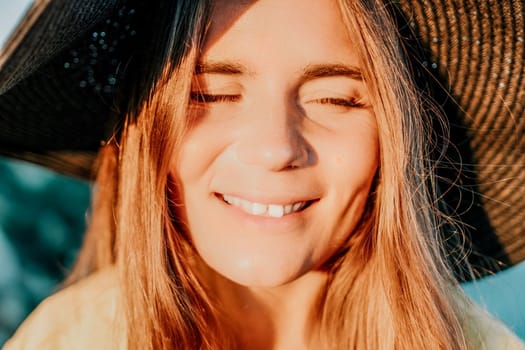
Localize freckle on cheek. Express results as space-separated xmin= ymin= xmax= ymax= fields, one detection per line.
xmin=334 ymin=156 xmax=343 ymax=165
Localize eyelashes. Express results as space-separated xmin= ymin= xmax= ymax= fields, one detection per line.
xmin=314 ymin=97 xmax=365 ymax=108
xmin=190 ymin=92 xmax=241 ymax=103
xmin=190 ymin=92 xmax=365 ymax=109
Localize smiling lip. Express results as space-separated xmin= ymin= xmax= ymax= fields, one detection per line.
xmin=218 ymin=193 xmax=314 ymax=218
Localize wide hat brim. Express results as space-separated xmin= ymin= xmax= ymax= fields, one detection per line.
xmin=0 ymin=0 xmax=523 ymax=281
xmin=0 ymin=0 xmax=123 ymax=176
xmin=0 ymin=0 xmax=184 ymax=176
xmin=395 ymin=0 xmax=525 ymax=279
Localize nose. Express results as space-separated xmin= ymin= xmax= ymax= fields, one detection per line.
xmin=235 ymin=101 xmax=311 ymax=171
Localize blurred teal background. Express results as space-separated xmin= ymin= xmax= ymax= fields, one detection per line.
xmin=0 ymin=1 xmax=523 ymax=347
xmin=0 ymin=158 xmax=89 ymax=345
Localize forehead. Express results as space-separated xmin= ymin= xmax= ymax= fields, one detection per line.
xmin=203 ymin=0 xmax=359 ymax=66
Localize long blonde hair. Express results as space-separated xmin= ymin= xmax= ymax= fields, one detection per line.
xmin=69 ymin=0 xmax=471 ymax=349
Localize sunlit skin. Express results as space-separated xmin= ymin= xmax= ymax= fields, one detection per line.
xmin=174 ymin=0 xmax=379 ymax=347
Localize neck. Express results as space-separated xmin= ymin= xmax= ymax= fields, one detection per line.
xmin=205 ymin=269 xmax=328 ymax=350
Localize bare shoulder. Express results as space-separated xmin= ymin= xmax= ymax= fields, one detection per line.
xmin=2 ymin=267 xmax=126 ymax=350
xmin=461 ymin=296 xmax=525 ymax=350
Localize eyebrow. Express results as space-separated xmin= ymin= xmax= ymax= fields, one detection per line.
xmin=194 ymin=61 xmax=363 ymax=82
xmin=195 ymin=61 xmax=250 ymax=75
xmin=300 ymin=63 xmax=363 ymax=83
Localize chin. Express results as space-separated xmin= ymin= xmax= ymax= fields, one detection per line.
xmin=202 ymin=253 xmax=312 ymax=288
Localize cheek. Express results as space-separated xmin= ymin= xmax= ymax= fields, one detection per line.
xmin=320 ymin=120 xmax=379 ymax=233
xmin=176 ymin=120 xmax=231 ymax=183
xmin=322 ymin=119 xmax=379 ymax=185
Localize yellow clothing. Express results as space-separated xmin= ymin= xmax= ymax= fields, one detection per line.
xmin=3 ymin=268 xmax=525 ymax=350
xmin=3 ymin=268 xmax=126 ymax=350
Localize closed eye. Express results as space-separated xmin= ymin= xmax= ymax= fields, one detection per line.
xmin=190 ymin=92 xmax=241 ymax=103
xmin=315 ymin=97 xmax=365 ymax=108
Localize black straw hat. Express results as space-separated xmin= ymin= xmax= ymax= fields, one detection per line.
xmin=0 ymin=0 xmax=523 ymax=280
xmin=395 ymin=0 xmax=524 ymax=279
xmin=0 ymin=0 xmax=197 ymax=176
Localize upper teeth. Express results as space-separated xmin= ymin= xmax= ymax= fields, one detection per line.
xmin=222 ymin=194 xmax=307 ymax=218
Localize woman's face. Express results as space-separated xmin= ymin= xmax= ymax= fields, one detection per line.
xmin=175 ymin=0 xmax=379 ymax=287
